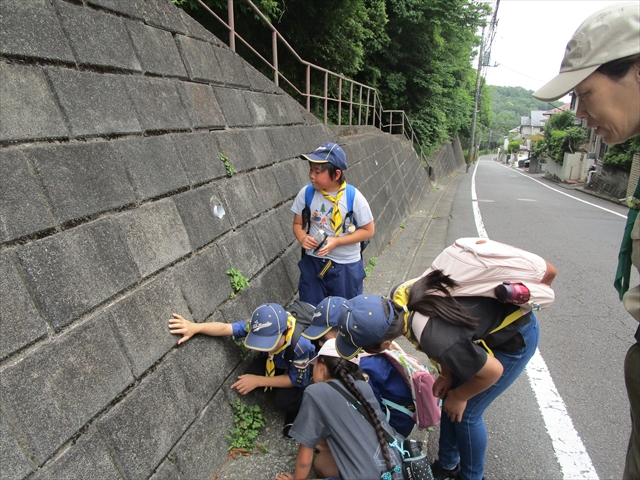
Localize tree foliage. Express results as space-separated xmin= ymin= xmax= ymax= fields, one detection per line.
xmin=539 ymin=112 xmax=587 ymax=164
xmin=175 ymin=0 xmax=490 ymax=154
xmin=604 ymin=136 xmax=640 ymax=171
xmin=488 ymin=86 xmax=562 ymax=139
xmin=543 ymin=111 xmax=574 ymax=135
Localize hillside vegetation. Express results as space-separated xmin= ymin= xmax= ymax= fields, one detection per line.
xmin=489 ymin=85 xmax=562 ymax=140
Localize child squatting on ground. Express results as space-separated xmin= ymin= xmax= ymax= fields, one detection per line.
xmin=168 ymin=303 xmax=315 ymax=435
xmin=275 ymin=338 xmax=405 ymax=480
xmin=302 ymin=296 xmax=417 ymax=438
xmin=291 ymin=142 xmax=374 ymax=305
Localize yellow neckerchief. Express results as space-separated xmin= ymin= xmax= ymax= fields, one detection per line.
xmin=264 ymin=315 xmax=296 ymax=391
xmin=391 ymin=280 xmax=421 ymax=350
xmin=321 ymin=182 xmax=347 ymax=236
xmin=393 ymin=280 xmax=442 ymax=374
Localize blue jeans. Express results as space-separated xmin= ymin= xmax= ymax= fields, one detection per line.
xmin=438 ymin=313 xmax=540 ymax=480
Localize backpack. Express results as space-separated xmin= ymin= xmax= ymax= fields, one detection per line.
xmin=425 ymin=237 xmax=555 ymax=313
xmin=364 ymin=342 xmax=441 ymax=430
xmin=301 ymin=183 xmax=369 ymax=258
xmin=283 ymin=299 xmax=315 ymax=362
xmin=391 ymin=237 xmax=555 ymax=341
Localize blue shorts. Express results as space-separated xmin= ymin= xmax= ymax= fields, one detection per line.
xmin=297 ymin=254 xmax=366 ymax=305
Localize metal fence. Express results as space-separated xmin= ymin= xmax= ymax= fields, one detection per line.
xmin=196 ymin=0 xmax=430 ymax=165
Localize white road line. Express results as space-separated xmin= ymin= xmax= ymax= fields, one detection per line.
xmin=494 ymin=161 xmax=626 ymax=218
xmin=472 ymin=159 xmax=599 ymax=480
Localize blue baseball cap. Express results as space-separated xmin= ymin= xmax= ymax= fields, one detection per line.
xmin=301 ymin=142 xmax=348 ymax=171
xmin=302 ymin=296 xmax=348 ymax=340
xmin=244 ymin=303 xmax=289 ymax=351
xmin=335 ymin=295 xmax=395 ymax=360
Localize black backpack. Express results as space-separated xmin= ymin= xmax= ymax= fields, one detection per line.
xmin=283 ymin=299 xmax=315 ymax=362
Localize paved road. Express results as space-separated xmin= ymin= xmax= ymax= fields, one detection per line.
xmin=449 ymin=155 xmax=636 ymax=480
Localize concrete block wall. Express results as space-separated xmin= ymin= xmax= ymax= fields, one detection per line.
xmin=0 ymin=1 xmax=456 ymax=478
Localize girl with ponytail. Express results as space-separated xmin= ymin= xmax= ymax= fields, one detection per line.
xmin=334 ymin=266 xmax=555 ymax=480
xmin=276 ymin=338 xmax=404 ymax=480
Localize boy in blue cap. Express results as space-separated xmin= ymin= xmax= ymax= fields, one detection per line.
xmin=292 ymin=142 xmax=374 ymax=305
xmin=168 ymin=303 xmax=315 ymax=436
xmin=303 ymin=296 xmax=416 ymax=437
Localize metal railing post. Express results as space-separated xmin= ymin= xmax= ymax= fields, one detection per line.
xmin=349 ymin=82 xmax=353 ymax=126
xmin=306 ymin=65 xmax=311 ymax=111
xmin=337 ymin=77 xmax=342 ymax=126
xmin=358 ymin=86 xmax=363 ymax=125
xmin=272 ymin=31 xmax=278 ymax=86
xmin=228 ymin=0 xmax=235 ymax=51
xmin=372 ymin=91 xmax=377 ymax=129
xmin=365 ymin=89 xmax=370 ymax=126
xmin=324 ymin=71 xmax=328 ymax=125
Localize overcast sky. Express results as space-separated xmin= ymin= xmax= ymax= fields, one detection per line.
xmin=482 ymin=0 xmax=626 ymax=103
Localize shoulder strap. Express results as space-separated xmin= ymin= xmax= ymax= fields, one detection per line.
xmin=344 ymin=184 xmax=357 ymax=228
xmin=284 ymin=317 xmax=303 ymax=363
xmin=305 ymin=183 xmax=315 ymax=208
xmin=327 ymin=381 xmax=394 ymax=443
xmin=301 ymin=184 xmax=315 ymax=234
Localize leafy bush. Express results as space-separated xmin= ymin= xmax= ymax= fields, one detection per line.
xmin=530 ymin=137 xmax=547 ymax=160
xmin=604 ymin=136 xmax=640 ymax=171
xmin=508 ymin=140 xmax=521 ymax=154
xmin=543 ymin=111 xmax=575 ymax=135
xmin=563 ymin=127 xmax=587 ymax=154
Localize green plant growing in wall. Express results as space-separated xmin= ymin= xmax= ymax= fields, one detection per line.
xmin=227 ymin=399 xmax=266 ymax=455
xmin=232 ymin=337 xmax=251 ymax=359
xmin=220 ymin=152 xmax=238 ymax=177
xmin=365 ymin=257 xmax=377 ymax=277
xmin=227 ymin=268 xmax=250 ymax=298
xmin=399 ymin=223 xmax=405 ymax=229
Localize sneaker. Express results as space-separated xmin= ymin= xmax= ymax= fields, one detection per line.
xmin=430 ymin=460 xmax=460 ymax=480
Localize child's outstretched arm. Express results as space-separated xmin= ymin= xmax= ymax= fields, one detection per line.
xmin=168 ymin=313 xmax=233 ymax=345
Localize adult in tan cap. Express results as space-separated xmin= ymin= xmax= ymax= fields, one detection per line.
xmin=534 ymin=3 xmax=640 ymax=478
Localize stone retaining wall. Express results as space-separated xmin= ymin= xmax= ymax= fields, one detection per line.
xmin=0 ymin=1 xmax=462 ymax=478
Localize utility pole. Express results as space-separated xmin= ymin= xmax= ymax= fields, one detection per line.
xmin=468 ymin=25 xmax=485 ymax=165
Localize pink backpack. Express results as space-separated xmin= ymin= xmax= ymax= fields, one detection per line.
xmin=368 ymin=343 xmax=441 ymax=429
xmin=422 ymin=237 xmax=555 ymax=312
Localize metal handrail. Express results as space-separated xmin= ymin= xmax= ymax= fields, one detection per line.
xmin=195 ymin=0 xmax=430 ymax=165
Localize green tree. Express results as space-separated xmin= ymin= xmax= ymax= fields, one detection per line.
xmin=176 ymin=0 xmax=490 ymax=154
xmin=543 ymin=111 xmax=574 ymax=135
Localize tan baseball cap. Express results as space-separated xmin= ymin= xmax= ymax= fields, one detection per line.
xmin=533 ymin=2 xmax=640 ymax=102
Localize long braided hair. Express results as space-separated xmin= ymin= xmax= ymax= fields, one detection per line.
xmin=363 ymin=269 xmax=479 ymax=352
xmin=318 ymin=356 xmax=394 ymax=472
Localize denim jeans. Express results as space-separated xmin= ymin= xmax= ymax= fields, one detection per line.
xmin=437 ymin=313 xmax=540 ymax=480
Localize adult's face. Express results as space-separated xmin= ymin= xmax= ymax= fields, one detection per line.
xmin=574 ymin=65 xmax=640 ymax=145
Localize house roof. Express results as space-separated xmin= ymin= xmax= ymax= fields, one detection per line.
xmin=520 ymin=116 xmax=531 ymax=126
xmin=543 ymin=103 xmax=571 ymax=116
